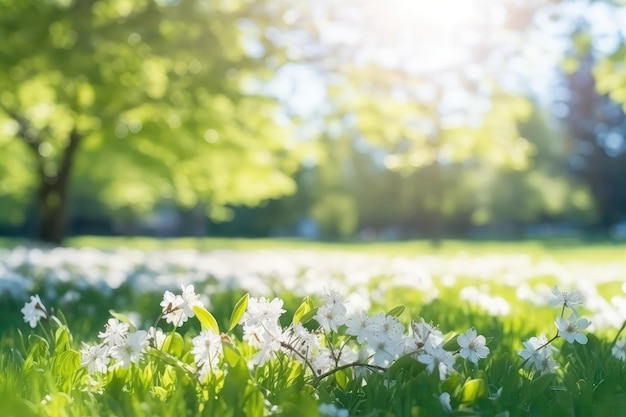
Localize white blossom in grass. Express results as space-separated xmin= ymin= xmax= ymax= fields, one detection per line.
xmin=519 ymin=334 xmax=558 ymax=374
xmin=439 ymin=392 xmax=452 ymax=412
xmin=241 ymin=297 xmax=286 ymax=327
xmin=555 ymin=313 xmax=590 ymax=344
xmin=111 ymin=330 xmax=149 ymax=369
xmin=310 ymin=347 xmax=333 ymax=375
xmin=191 ymin=329 xmax=222 ymax=371
xmin=367 ymin=333 xmax=402 ymax=366
xmin=379 ymin=315 xmax=405 ymax=341
xmin=612 ymin=338 xmax=626 ymax=361
xmin=180 ymin=284 xmax=202 ymax=319
xmin=147 ymin=326 xmax=166 ymax=349
xmin=282 ymin=323 xmax=320 ymax=359
xmin=98 ymin=318 xmax=129 ymax=347
xmin=410 ymin=318 xmax=444 ymax=348
xmin=314 ymin=303 xmax=346 ymax=333
xmin=318 ymin=403 xmax=349 ymax=417
xmin=335 ymin=344 xmax=358 ymax=366
xmin=458 ymin=328 xmax=490 ymax=364
xmin=549 ymin=286 xmax=584 ymax=310
xmin=345 ymin=310 xmax=371 ymax=343
xmin=250 ymin=330 xmax=281 ymax=366
xmin=80 ymin=343 xmax=110 ymax=375
xmin=21 ymin=294 xmax=47 ymax=328
xmin=417 ymin=342 xmax=455 ymax=379
xmin=160 ymin=291 xmax=186 ymax=327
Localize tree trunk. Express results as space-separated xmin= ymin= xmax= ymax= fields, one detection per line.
xmin=36 ymin=179 xmax=69 ymax=245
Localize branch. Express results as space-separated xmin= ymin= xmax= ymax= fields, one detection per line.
xmin=0 ymin=106 xmax=44 ymax=157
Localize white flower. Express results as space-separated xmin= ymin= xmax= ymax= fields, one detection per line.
xmin=410 ymin=318 xmax=444 ymax=348
xmin=318 ymin=403 xmax=349 ymax=417
xmin=160 ymin=291 xmax=186 ymax=326
xmin=345 ymin=310 xmax=371 ymax=343
xmin=367 ymin=334 xmax=402 ymax=366
xmin=80 ymin=343 xmax=110 ymax=375
xmin=147 ymin=326 xmax=166 ymax=349
xmin=612 ymin=338 xmax=626 ymax=361
xmin=282 ymin=323 xmax=321 ymax=358
xmin=549 ymin=286 xmax=584 ymax=310
xmin=250 ymin=330 xmax=282 ymax=366
xmin=379 ymin=315 xmax=405 ymax=341
xmin=111 ymin=330 xmax=149 ymax=369
xmin=310 ymin=347 xmax=333 ymax=375
xmin=180 ymin=284 xmax=202 ymax=318
xmin=555 ymin=313 xmax=590 ymax=344
xmin=417 ymin=342 xmax=455 ymax=379
xmin=439 ymin=392 xmax=452 ymax=412
xmin=241 ymin=297 xmax=286 ymax=327
xmin=457 ymin=328 xmax=490 ymax=364
xmin=21 ymin=295 xmax=47 ymax=328
xmin=160 ymin=285 xmax=203 ymax=327
xmin=191 ymin=329 xmax=222 ymax=371
xmin=98 ymin=318 xmax=129 ymax=347
xmin=519 ymin=334 xmax=559 ymax=374
xmin=314 ymin=303 xmax=346 ymax=333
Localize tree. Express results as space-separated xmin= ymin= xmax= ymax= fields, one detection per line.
xmin=0 ymin=0 xmax=301 ymax=244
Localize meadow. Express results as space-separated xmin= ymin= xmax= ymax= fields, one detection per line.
xmin=1 ymin=238 xmax=626 ymax=416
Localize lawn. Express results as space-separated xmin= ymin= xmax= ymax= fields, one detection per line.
xmin=1 ymin=237 xmax=625 ymax=416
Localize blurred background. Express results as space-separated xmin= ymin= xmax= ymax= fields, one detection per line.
xmin=2 ymin=0 xmax=626 ymax=245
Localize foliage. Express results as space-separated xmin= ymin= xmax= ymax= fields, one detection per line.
xmin=0 ymin=0 xmax=304 ymax=241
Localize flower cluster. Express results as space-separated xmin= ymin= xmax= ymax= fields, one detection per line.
xmin=238 ymin=289 xmax=490 ymax=381
xmin=80 ymin=317 xmax=151 ymax=373
xmin=519 ymin=285 xmax=591 ymax=374
xmin=79 ymin=285 xmax=205 ymax=375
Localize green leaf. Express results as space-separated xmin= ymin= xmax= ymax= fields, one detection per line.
xmin=299 ymin=306 xmax=319 ymax=325
xmin=108 ymin=310 xmax=137 ymax=332
xmin=223 ymin=342 xmax=243 ymax=367
xmin=163 ymin=332 xmax=184 ymax=358
xmin=54 ymin=326 xmax=71 ymax=351
xmin=293 ymin=296 xmax=315 ymax=324
xmin=460 ymin=379 xmax=488 ymax=403
xmin=441 ymin=374 xmax=462 ymax=395
xmin=193 ymin=305 xmax=219 ymax=334
xmin=386 ymin=305 xmax=405 ymax=318
xmin=387 ymin=355 xmax=426 ymax=379
xmin=228 ymin=293 xmax=249 ymax=332
xmin=443 ymin=333 xmax=459 ymax=352
xmin=526 ymin=373 xmax=555 ymax=400
xmin=335 ymin=369 xmax=348 ymax=389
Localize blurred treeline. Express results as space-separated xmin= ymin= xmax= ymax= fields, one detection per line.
xmin=1 ymin=0 xmax=626 ymax=243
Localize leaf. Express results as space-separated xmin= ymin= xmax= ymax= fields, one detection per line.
xmin=387 ymin=355 xmax=426 ymax=379
xmin=54 ymin=326 xmax=71 ymax=351
xmin=386 ymin=305 xmax=405 ymax=317
xmin=335 ymin=369 xmax=348 ymax=389
xmin=228 ymin=293 xmax=249 ymax=332
xmin=193 ymin=305 xmax=219 ymax=334
xmin=293 ymin=296 xmax=315 ymax=324
xmin=299 ymin=306 xmax=319 ymax=325
xmin=163 ymin=332 xmax=184 ymax=358
xmin=108 ymin=310 xmax=137 ymax=332
xmin=440 ymin=374 xmax=462 ymax=395
xmin=460 ymin=379 xmax=488 ymax=403
xmin=443 ymin=333 xmax=459 ymax=352
xmin=526 ymin=373 xmax=555 ymax=400
xmin=223 ymin=342 xmax=243 ymax=367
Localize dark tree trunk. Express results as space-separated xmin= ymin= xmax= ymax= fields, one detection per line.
xmin=36 ymin=177 xmax=69 ymax=245
xmin=36 ymin=130 xmax=82 ymax=245
xmin=8 ymin=109 xmax=82 ymax=245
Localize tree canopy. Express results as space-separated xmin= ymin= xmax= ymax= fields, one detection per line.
xmin=0 ymin=0 xmax=303 ymax=242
